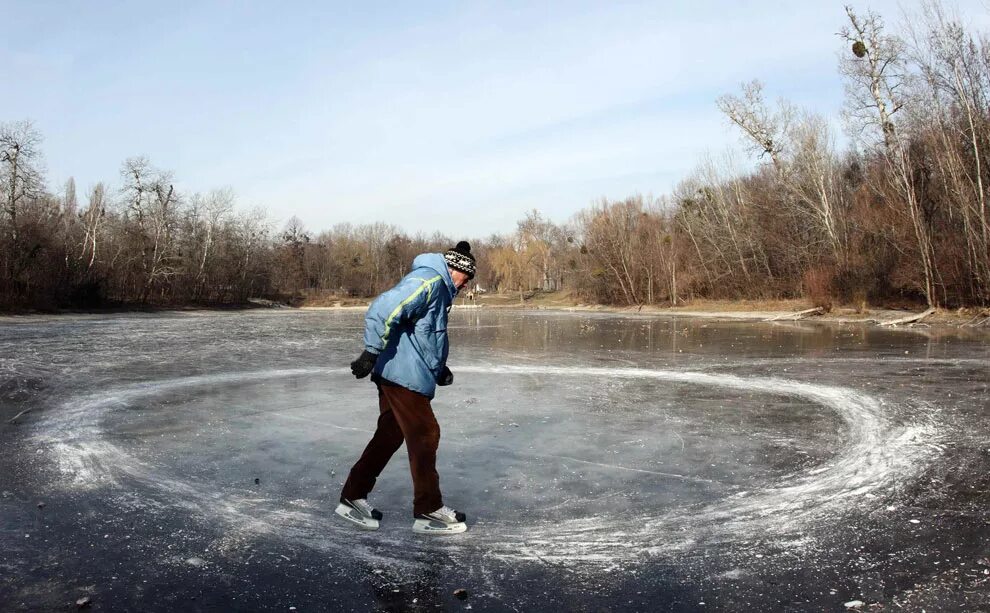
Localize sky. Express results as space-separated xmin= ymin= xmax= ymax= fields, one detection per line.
xmin=3 ymin=1 xmax=989 ymax=236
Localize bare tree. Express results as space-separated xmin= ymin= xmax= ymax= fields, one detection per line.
xmin=580 ymin=197 xmax=648 ymax=305
xmin=489 ymin=241 xmax=533 ymax=302
xmin=0 ymin=120 xmax=45 ymax=243
xmin=79 ymin=183 xmax=107 ymax=271
xmin=639 ymin=199 xmax=678 ymax=304
xmin=840 ymin=6 xmax=940 ymax=307
xmin=120 ymin=157 xmax=180 ymax=302
xmin=717 ymin=80 xmax=793 ymax=170
xmin=517 ymin=210 xmax=567 ymax=291
xmin=231 ymin=206 xmax=272 ymax=300
xmin=907 ymin=0 xmax=990 ymax=303
xmin=279 ymin=215 xmax=310 ymax=296
xmin=63 ymin=177 xmax=77 ymax=215
xmin=194 ymin=188 xmax=234 ymax=296
xmin=786 ymin=113 xmax=848 ymax=262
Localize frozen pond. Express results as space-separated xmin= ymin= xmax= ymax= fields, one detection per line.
xmin=1 ymin=309 xmax=989 ymax=611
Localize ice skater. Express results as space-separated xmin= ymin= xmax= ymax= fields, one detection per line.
xmin=335 ymin=241 xmax=476 ymax=534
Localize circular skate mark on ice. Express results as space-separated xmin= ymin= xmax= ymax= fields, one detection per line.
xmin=35 ymin=366 xmax=941 ymax=565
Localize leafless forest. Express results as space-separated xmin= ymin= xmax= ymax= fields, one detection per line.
xmin=2 ymin=6 xmax=989 ymax=310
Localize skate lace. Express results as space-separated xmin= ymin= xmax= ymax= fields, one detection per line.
xmin=352 ymin=499 xmax=374 ymax=514
xmin=435 ymin=505 xmax=458 ymax=520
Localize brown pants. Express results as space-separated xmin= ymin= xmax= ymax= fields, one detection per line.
xmin=340 ymin=383 xmax=443 ymax=516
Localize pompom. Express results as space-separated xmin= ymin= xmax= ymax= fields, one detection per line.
xmin=455 ymin=241 xmax=471 ymax=253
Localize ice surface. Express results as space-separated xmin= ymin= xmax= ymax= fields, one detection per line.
xmin=1 ymin=310 xmax=989 ymax=610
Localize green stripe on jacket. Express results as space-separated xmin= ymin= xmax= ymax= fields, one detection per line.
xmin=380 ymin=274 xmax=443 ymax=346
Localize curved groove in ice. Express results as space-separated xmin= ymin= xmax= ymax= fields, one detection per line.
xmin=32 ymin=365 xmax=941 ymax=566
xmin=460 ymin=365 xmax=941 ymax=562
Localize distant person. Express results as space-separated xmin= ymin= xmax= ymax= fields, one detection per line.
xmin=336 ymin=241 xmax=476 ymax=534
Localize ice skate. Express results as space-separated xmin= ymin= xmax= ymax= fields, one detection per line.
xmin=412 ymin=505 xmax=467 ymax=534
xmin=335 ymin=497 xmax=383 ymax=531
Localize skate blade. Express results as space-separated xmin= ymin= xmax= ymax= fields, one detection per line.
xmin=334 ymin=503 xmax=380 ymax=531
xmin=412 ymin=518 xmax=467 ymax=535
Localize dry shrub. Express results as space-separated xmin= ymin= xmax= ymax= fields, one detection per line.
xmin=832 ymin=265 xmax=874 ymax=312
xmin=851 ymin=289 xmax=868 ymax=313
xmin=802 ymin=267 xmax=834 ymax=312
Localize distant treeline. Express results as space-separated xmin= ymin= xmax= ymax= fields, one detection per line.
xmin=2 ymin=5 xmax=989 ymax=310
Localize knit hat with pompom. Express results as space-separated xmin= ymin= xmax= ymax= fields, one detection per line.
xmin=443 ymin=241 xmax=476 ymax=279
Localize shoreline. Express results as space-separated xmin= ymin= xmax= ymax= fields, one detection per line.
xmin=304 ymin=298 xmax=990 ymax=330
xmin=2 ymin=298 xmax=987 ymax=330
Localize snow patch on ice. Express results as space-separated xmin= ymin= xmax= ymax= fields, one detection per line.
xmin=43 ymin=440 xmax=120 ymax=489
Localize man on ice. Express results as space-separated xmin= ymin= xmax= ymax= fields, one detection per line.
xmin=336 ymin=241 xmax=476 ymax=534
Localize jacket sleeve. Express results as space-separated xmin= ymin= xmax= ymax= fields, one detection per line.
xmin=363 ymin=274 xmax=442 ymax=353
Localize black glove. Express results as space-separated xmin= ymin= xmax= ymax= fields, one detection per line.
xmin=437 ymin=366 xmax=454 ymax=386
xmin=350 ymin=350 xmax=378 ymax=379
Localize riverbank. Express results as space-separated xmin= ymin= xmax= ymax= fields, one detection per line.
xmin=3 ymin=294 xmax=988 ymax=330
xmin=299 ymin=294 xmax=990 ymax=329
xmin=515 ymin=301 xmax=987 ymax=327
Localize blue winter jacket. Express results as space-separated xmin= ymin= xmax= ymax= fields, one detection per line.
xmin=363 ymin=253 xmax=457 ymax=399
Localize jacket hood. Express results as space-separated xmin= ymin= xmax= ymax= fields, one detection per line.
xmin=411 ymin=253 xmax=457 ymax=298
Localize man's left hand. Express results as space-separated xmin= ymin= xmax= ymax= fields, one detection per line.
xmin=437 ymin=366 xmax=454 ymax=386
xmin=350 ymin=350 xmax=378 ymax=379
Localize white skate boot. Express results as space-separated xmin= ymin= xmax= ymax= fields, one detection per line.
xmin=412 ymin=505 xmax=467 ymax=535
xmin=335 ymin=497 xmax=383 ymax=531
